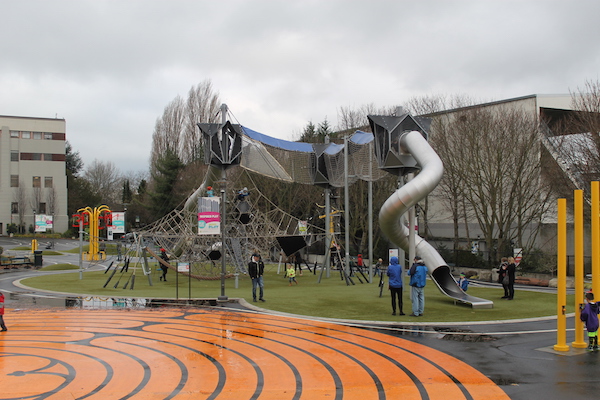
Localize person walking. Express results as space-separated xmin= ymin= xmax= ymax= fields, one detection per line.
xmin=506 ymin=257 xmax=517 ymax=300
xmin=159 ymin=248 xmax=169 ymax=282
xmin=407 ymin=256 xmax=428 ymax=317
xmin=248 ymin=253 xmax=265 ymax=302
xmin=386 ymin=256 xmax=405 ymax=316
xmin=374 ymin=258 xmax=383 ymax=277
xmin=287 ymin=264 xmax=298 ymax=285
xmin=0 ymin=291 xmax=7 ymax=331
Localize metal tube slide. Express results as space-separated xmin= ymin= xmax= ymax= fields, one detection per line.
xmin=379 ymin=131 xmax=493 ymax=309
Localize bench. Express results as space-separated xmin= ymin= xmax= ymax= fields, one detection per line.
xmin=1 ymin=256 xmax=34 ymax=269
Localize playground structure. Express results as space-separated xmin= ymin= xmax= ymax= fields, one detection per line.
xmin=117 ymin=104 xmax=492 ymax=307
xmin=77 ymin=205 xmax=111 ymax=261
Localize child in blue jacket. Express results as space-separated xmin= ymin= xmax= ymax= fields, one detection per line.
xmin=458 ymin=273 xmax=469 ymax=291
xmin=581 ymin=291 xmax=600 ymax=350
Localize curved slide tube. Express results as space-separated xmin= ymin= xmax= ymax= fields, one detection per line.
xmin=379 ymin=131 xmax=493 ymax=309
xmin=184 ymin=164 xmax=223 ymax=212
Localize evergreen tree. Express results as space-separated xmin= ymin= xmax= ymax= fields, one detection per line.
xmin=150 ymin=149 xmax=184 ymax=219
xmin=122 ymin=180 xmax=133 ymax=204
xmin=317 ymin=118 xmax=333 ymax=142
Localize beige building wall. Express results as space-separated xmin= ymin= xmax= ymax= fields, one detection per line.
xmin=0 ymin=115 xmax=68 ymax=235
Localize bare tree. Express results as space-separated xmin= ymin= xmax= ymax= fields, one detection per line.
xmin=14 ymin=181 xmax=27 ymax=232
xmin=84 ymin=159 xmax=122 ymax=207
xmin=150 ymin=96 xmax=186 ymax=171
xmin=30 ymin=187 xmax=43 ymax=214
xmin=183 ymin=80 xmax=221 ymax=164
xmin=560 ymin=79 xmax=600 ymax=185
xmin=46 ymin=186 xmax=59 ymax=216
xmin=431 ymin=106 xmax=553 ymax=262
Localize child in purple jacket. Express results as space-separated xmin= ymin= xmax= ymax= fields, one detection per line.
xmin=581 ymin=292 xmax=600 ymax=350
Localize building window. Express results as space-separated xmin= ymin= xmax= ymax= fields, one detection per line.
xmin=31 ymin=153 xmax=42 ymax=160
xmin=38 ymin=203 xmax=46 ymax=214
xmin=44 ymin=132 xmax=53 ymax=140
xmin=33 ymin=176 xmax=41 ymax=188
xmin=11 ymin=203 xmax=18 ymax=214
xmin=10 ymin=151 xmax=19 ymax=161
xmin=11 ymin=175 xmax=19 ymax=187
xmin=10 ymin=131 xmax=19 ymax=138
xmin=44 ymin=177 xmax=53 ymax=188
xmin=43 ymin=154 xmax=53 ymax=161
xmin=21 ymin=131 xmax=31 ymax=139
xmin=33 ymin=132 xmax=42 ymax=140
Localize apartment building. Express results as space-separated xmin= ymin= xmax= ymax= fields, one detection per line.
xmin=0 ymin=115 xmax=68 ymax=235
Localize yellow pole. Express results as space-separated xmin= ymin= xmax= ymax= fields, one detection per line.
xmin=593 ymin=182 xmax=600 ymax=296
xmin=573 ymin=190 xmax=587 ymax=348
xmin=554 ymin=198 xmax=569 ymax=351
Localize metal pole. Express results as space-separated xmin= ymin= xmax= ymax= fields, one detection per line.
xmin=573 ymin=189 xmax=586 ymax=348
xmin=324 ymin=132 xmax=332 ymax=279
xmin=325 ymin=187 xmax=331 ymax=278
xmin=219 ymin=191 xmax=227 ymax=301
xmin=344 ymin=135 xmax=350 ymax=275
xmin=554 ymin=198 xmax=569 ymax=351
xmin=79 ymin=218 xmax=83 ymax=279
xmin=368 ymin=141 xmax=373 ymax=283
xmin=218 ymin=103 xmax=229 ymax=302
xmin=593 ymin=181 xmax=600 ymax=296
xmin=407 ymin=173 xmax=416 ymax=265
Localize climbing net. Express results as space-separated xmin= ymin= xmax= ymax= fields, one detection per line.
xmin=132 ymin=168 xmax=327 ymax=279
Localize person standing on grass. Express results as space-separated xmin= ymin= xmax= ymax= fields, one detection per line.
xmin=458 ymin=272 xmax=469 ymax=292
xmin=498 ymin=257 xmax=509 ymax=298
xmin=0 ymin=291 xmax=7 ymax=331
xmin=407 ymin=256 xmax=427 ymax=317
xmin=159 ymin=248 xmax=169 ymax=282
xmin=248 ymin=253 xmax=265 ymax=302
xmin=374 ymin=258 xmax=384 ymax=277
xmin=286 ymin=264 xmax=298 ymax=286
xmin=386 ymin=256 xmax=405 ymax=316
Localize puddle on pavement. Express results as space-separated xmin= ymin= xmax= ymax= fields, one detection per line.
xmin=7 ymin=293 xmax=227 ymax=310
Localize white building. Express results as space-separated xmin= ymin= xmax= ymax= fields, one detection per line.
xmin=0 ymin=115 xmax=68 ymax=235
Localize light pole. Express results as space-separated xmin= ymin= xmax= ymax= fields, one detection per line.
xmin=32 ymin=209 xmax=37 ymax=251
xmin=219 ymin=189 xmax=228 ymax=301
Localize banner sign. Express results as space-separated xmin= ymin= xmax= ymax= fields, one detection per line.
xmin=177 ymin=262 xmax=190 ymax=273
xmin=198 ymin=197 xmax=221 ymax=235
xmin=513 ymin=248 xmax=523 ymax=265
xmin=111 ymin=212 xmax=125 ymax=234
xmin=298 ymin=220 xmax=308 ymax=235
xmin=35 ymin=214 xmax=53 ymax=232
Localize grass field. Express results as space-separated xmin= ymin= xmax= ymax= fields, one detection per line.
xmin=20 ymin=261 xmax=571 ymax=323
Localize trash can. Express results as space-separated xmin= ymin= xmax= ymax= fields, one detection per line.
xmin=34 ymin=250 xmax=43 ymax=267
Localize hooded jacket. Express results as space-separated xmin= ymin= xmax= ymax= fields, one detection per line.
xmin=581 ymin=301 xmax=600 ymax=332
xmin=408 ymin=260 xmax=428 ymax=288
xmin=386 ymin=256 xmax=403 ymax=288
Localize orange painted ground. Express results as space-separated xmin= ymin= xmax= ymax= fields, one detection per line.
xmin=0 ymin=308 xmax=509 ymax=399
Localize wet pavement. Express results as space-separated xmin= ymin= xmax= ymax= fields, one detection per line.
xmin=0 ymin=238 xmax=598 ymax=398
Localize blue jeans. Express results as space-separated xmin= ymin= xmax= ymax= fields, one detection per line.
xmin=411 ymin=286 xmax=425 ymax=316
xmin=252 ymin=276 xmax=264 ymax=300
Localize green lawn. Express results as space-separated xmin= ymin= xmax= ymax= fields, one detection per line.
xmin=20 ymin=262 xmax=572 ymax=323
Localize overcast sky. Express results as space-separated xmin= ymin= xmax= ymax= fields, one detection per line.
xmin=1 ymin=0 xmax=599 ymax=174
